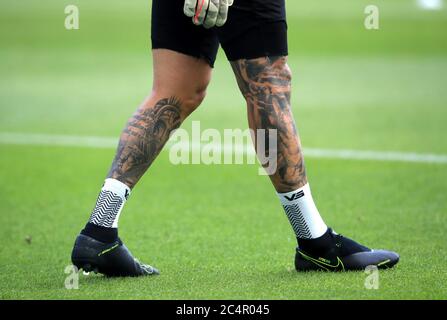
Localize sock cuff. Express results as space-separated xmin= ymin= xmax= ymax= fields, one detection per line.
xmin=277 ymin=183 xmax=311 ymax=205
xmin=81 ymin=222 xmax=118 ymax=243
xmin=102 ymin=178 xmax=131 ymax=200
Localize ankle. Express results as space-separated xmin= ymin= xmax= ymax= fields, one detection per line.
xmin=81 ymin=223 xmax=118 ymax=243
xmin=297 ymin=228 xmax=331 ymax=255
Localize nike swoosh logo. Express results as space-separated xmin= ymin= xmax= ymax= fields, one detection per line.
xmin=298 ymin=251 xmax=345 ymax=271
xmin=97 ymin=243 xmax=119 ymax=257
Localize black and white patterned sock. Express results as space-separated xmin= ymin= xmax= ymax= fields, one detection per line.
xmin=88 ymin=178 xmax=130 ymax=228
xmin=277 ymin=183 xmax=327 ymax=240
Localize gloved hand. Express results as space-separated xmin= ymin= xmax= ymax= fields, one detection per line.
xmin=184 ymin=0 xmax=234 ymax=29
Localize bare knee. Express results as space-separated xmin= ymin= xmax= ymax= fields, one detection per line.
xmin=151 ymin=50 xmax=213 ymax=118
xmin=147 ymin=86 xmax=207 ymax=119
xmin=181 ymin=84 xmax=208 ymax=115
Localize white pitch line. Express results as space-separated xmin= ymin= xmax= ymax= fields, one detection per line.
xmin=1 ymin=132 xmax=447 ymax=164
xmin=302 ymin=148 xmax=447 ymax=164
xmin=0 ymin=132 xmax=117 ymax=149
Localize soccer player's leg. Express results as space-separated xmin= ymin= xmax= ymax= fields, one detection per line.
xmin=222 ymin=3 xmax=399 ymax=271
xmin=71 ymin=49 xmax=213 ymax=277
xmin=72 ymin=0 xmax=219 ymax=277
xmin=231 ymin=55 xmax=399 ymax=272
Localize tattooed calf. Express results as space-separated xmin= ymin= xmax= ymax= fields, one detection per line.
xmin=231 ymin=57 xmax=307 ymax=192
xmin=108 ymin=97 xmax=182 ymax=187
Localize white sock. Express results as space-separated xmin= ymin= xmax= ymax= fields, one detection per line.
xmin=277 ymin=183 xmax=327 ymax=239
xmin=88 ymin=178 xmax=131 ymax=228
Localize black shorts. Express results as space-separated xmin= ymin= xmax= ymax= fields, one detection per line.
xmin=151 ymin=0 xmax=288 ymax=67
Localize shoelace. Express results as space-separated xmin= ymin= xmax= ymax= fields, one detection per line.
xmin=334 ymin=233 xmax=344 ymax=248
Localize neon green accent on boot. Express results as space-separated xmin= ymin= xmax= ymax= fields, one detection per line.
xmin=98 ymin=243 xmax=119 ymax=257
xmin=377 ymin=259 xmax=391 ymax=267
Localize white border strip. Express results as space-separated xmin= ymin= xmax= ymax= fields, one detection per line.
xmin=1 ymin=132 xmax=446 ymax=164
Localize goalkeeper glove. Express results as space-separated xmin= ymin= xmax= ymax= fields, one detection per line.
xmin=184 ymin=0 xmax=234 ymax=29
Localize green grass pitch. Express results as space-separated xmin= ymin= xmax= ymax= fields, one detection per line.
xmin=0 ymin=0 xmax=446 ymax=299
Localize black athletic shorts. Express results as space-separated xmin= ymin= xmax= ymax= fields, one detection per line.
xmin=151 ymin=0 xmax=288 ymax=67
